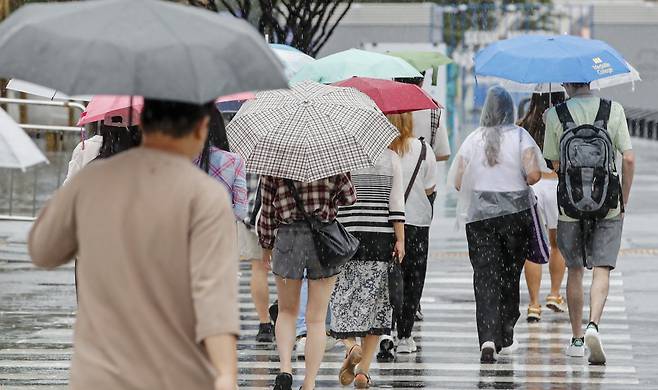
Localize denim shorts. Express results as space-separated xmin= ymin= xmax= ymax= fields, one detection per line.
xmin=271 ymin=221 xmax=342 ymax=280
xmin=557 ymin=215 xmax=623 ymax=270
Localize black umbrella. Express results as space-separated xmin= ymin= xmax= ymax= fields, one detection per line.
xmin=0 ymin=0 xmax=287 ymax=103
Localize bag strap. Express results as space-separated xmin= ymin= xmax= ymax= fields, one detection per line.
xmin=248 ymin=179 xmax=262 ymax=227
xmin=284 ymin=179 xmax=313 ymax=223
xmin=555 ymin=102 xmax=576 ymax=132
xmin=404 ymin=137 xmax=427 ymax=202
xmin=594 ymin=99 xmax=612 ymax=130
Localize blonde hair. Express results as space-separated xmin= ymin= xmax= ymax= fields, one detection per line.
xmin=388 ymin=113 xmax=414 ymax=156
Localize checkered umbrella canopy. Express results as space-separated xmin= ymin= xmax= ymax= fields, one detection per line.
xmin=227 ymin=80 xmax=400 ymax=182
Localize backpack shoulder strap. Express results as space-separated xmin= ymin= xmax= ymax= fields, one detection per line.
xmin=555 ymin=102 xmax=576 ymax=132
xmin=404 ymin=138 xmax=427 ymax=202
xmin=595 ymin=99 xmax=612 ymax=130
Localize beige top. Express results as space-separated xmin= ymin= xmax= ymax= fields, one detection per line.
xmin=28 ymin=147 xmax=239 ymax=390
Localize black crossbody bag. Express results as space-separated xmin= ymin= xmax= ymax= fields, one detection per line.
xmin=284 ymin=179 xmax=359 ymax=268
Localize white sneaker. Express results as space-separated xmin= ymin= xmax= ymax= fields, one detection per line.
xmin=585 ymin=324 xmax=606 ymax=365
xmin=566 ymin=337 xmax=585 ymax=357
xmin=396 ymin=337 xmax=417 ymax=354
xmin=480 ymin=341 xmax=497 ymax=363
xmin=295 ymin=336 xmax=306 ymax=359
xmin=499 ymin=338 xmax=519 ymax=356
xmin=325 ymin=334 xmax=339 ymax=351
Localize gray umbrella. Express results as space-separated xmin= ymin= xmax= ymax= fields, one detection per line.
xmin=0 ymin=0 xmax=287 ymax=104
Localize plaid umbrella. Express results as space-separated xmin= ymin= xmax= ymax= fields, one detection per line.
xmin=227 ymin=80 xmax=399 ymax=182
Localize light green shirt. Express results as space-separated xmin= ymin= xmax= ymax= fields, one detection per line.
xmin=543 ymin=96 xmax=632 ymax=221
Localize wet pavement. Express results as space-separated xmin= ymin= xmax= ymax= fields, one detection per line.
xmin=1 ymin=138 xmax=658 ymax=389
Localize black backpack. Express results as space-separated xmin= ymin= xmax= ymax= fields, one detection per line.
xmin=556 ymin=99 xmax=622 ymax=220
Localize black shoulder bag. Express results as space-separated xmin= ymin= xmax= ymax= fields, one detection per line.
xmin=284 ymin=179 xmax=359 ymax=269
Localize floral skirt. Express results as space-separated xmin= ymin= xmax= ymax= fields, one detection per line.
xmin=329 ymin=260 xmax=392 ymax=338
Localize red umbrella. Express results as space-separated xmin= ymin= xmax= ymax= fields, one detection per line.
xmin=77 ymin=95 xmax=144 ymax=127
xmin=332 ymin=77 xmax=441 ymax=114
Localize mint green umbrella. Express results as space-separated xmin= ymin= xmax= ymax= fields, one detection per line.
xmin=291 ymin=48 xmax=422 ymax=84
xmin=388 ymin=51 xmax=453 ymax=85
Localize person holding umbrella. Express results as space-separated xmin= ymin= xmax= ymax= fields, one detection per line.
xmin=29 ymin=99 xmax=240 ymax=389
xmin=448 ymin=86 xmax=544 ymax=362
xmin=543 ymin=82 xmax=635 ymax=364
xmin=227 ymin=81 xmax=399 ymax=390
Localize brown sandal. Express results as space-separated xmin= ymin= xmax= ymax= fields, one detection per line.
xmin=354 ymin=371 xmax=371 ymax=389
xmin=339 ymin=345 xmax=363 ymax=385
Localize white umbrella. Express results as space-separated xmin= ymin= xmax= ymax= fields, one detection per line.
xmin=0 ymin=107 xmax=48 ymax=170
xmin=6 ymin=79 xmax=92 ymax=101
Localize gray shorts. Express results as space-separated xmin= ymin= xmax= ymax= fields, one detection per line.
xmin=271 ymin=221 xmax=342 ymax=280
xmin=557 ymin=215 xmax=624 ymax=270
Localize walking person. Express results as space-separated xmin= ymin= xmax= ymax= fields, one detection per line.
xmin=517 ymin=91 xmax=568 ymax=322
xmin=260 ymin=174 xmax=357 ymax=390
xmin=330 ymin=136 xmax=405 ymax=388
xmin=543 ymin=82 xmax=635 ymax=364
xmin=448 ymin=86 xmax=543 ymax=362
xmin=196 ymin=108 xmax=248 ymax=221
xmin=384 ymin=113 xmax=437 ymax=358
xmin=64 ymin=123 xmax=141 ymax=184
xmin=29 ymin=99 xmax=240 ymax=389
xmin=239 ymin=172 xmax=276 ymax=342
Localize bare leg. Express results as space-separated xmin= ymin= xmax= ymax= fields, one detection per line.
xmin=302 ymin=276 xmax=337 ymax=390
xmin=524 ymin=260 xmax=542 ymax=307
xmin=343 ymin=337 xmax=358 ymax=353
xmin=357 ymin=335 xmax=380 ymax=373
xmin=547 ymin=230 xmax=566 ymax=298
xmin=251 ymin=259 xmax=270 ymax=323
xmin=566 ymin=267 xmax=585 ymax=338
xmin=275 ymin=277 xmax=302 ymax=374
xmin=589 ymin=267 xmax=610 ymax=325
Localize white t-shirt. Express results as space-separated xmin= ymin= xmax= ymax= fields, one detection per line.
xmin=400 ymin=139 xmax=438 ymax=227
xmin=412 ymin=109 xmax=451 ymax=159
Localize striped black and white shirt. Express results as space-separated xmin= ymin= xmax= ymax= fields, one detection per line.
xmin=338 ymin=150 xmax=405 ymax=262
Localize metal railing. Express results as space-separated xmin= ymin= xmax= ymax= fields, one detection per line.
xmin=0 ymin=97 xmax=86 ymax=221
xmin=626 ymin=108 xmax=658 ymax=140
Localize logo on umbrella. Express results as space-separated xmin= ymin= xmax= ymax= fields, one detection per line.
xmin=592 ymin=57 xmax=613 ymax=75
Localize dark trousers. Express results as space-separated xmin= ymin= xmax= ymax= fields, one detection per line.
xmin=465 ymin=210 xmax=533 ymax=350
xmin=394 ymin=225 xmax=430 ymax=339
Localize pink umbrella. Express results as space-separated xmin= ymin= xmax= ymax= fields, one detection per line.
xmin=216 ymin=91 xmax=256 ymax=103
xmin=332 ymin=77 xmax=441 ymax=114
xmin=77 ymin=95 xmax=144 ymax=127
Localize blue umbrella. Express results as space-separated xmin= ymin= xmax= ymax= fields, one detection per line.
xmin=474 ymin=35 xmax=632 ymax=84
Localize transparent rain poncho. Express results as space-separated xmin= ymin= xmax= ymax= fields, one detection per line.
xmin=448 ymin=86 xmax=546 ymax=225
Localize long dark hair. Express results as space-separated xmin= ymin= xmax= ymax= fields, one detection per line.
xmin=198 ymin=108 xmax=230 ymax=173
xmin=517 ymin=92 xmax=566 ymax=150
xmin=96 ymin=125 xmax=141 ymax=159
